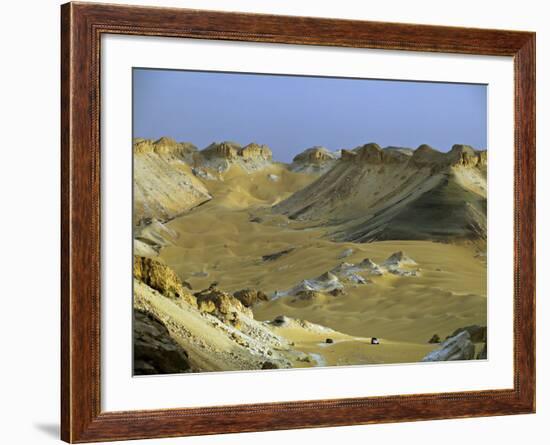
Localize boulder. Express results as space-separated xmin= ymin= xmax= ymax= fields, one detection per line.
xmin=233 ymin=288 xmax=269 ymax=307
xmin=271 ymin=315 xmax=290 ymax=327
xmin=338 ymin=248 xmax=354 ymax=259
xmin=276 ymin=272 xmax=344 ymax=298
xmin=133 ymin=309 xmax=192 ymax=375
xmin=261 ymin=361 xmax=279 ymax=370
xmin=449 ymin=325 xmax=487 ymax=343
xmin=383 ymin=251 xmax=417 ymax=267
xmin=382 ymin=252 xmax=419 ymax=277
xmin=133 ymin=256 xmax=196 ymax=307
xmin=294 ymin=290 xmax=322 ymax=301
xmin=428 ymin=334 xmax=441 ymax=344
xmin=194 ymin=287 xmax=253 ymax=323
xmin=358 ymin=258 xmax=384 ymax=276
xmin=421 ymin=331 xmax=475 ymax=362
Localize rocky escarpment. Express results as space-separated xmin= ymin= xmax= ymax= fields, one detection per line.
xmin=134 ymin=137 xmax=198 ymax=160
xmin=133 ymin=137 xmax=211 ymax=225
xmin=341 ymin=143 xmax=411 ymax=164
xmin=290 ymin=146 xmax=338 ymax=174
xmin=274 ymin=142 xmax=487 ymax=243
xmin=193 ymin=141 xmax=273 ymax=175
xmin=409 ymin=143 xmax=486 ymax=169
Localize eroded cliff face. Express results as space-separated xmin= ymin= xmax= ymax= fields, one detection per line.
xmin=133 ymin=138 xmax=211 ymax=225
xmin=134 ymin=137 xmax=198 ymax=159
xmin=192 ymin=141 xmax=274 ymax=174
xmin=239 ymin=143 xmax=273 ymax=161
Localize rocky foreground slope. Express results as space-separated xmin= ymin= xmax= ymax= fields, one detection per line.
xmin=273 ymin=143 xmax=487 ymax=243
xmin=133 ymin=255 xmax=358 ymax=373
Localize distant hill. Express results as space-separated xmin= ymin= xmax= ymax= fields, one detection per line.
xmin=273 ymin=143 xmax=487 ymax=243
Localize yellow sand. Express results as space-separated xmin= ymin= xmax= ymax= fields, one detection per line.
xmin=160 ymin=164 xmax=486 ymax=365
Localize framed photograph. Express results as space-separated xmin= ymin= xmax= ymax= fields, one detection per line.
xmin=61 ymin=2 xmax=535 ymax=442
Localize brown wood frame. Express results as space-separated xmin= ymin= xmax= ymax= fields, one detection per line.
xmin=61 ymin=1 xmax=536 ymax=442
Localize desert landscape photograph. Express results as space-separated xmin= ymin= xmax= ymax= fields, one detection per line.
xmin=132 ymin=68 xmax=488 ymax=375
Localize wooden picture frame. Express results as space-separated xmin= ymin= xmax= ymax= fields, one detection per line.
xmin=61 ymin=2 xmax=536 ymax=442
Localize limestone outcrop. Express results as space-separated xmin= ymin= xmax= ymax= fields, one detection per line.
xmin=194 ymin=141 xmax=273 ymax=173
xmin=133 ymin=256 xmax=196 ymax=307
xmin=194 ymin=286 xmax=253 ymax=324
xmin=291 ymin=146 xmax=338 ymax=173
xmin=233 ymin=288 xmax=269 ymax=307
xmin=421 ymin=331 xmax=476 ymax=361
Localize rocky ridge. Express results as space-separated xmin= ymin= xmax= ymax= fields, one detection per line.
xmin=193 ymin=141 xmax=273 ymax=175
xmin=274 ymin=143 xmax=487 ymax=243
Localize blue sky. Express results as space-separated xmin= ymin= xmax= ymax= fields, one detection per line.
xmin=133 ymin=68 xmax=487 ymax=163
